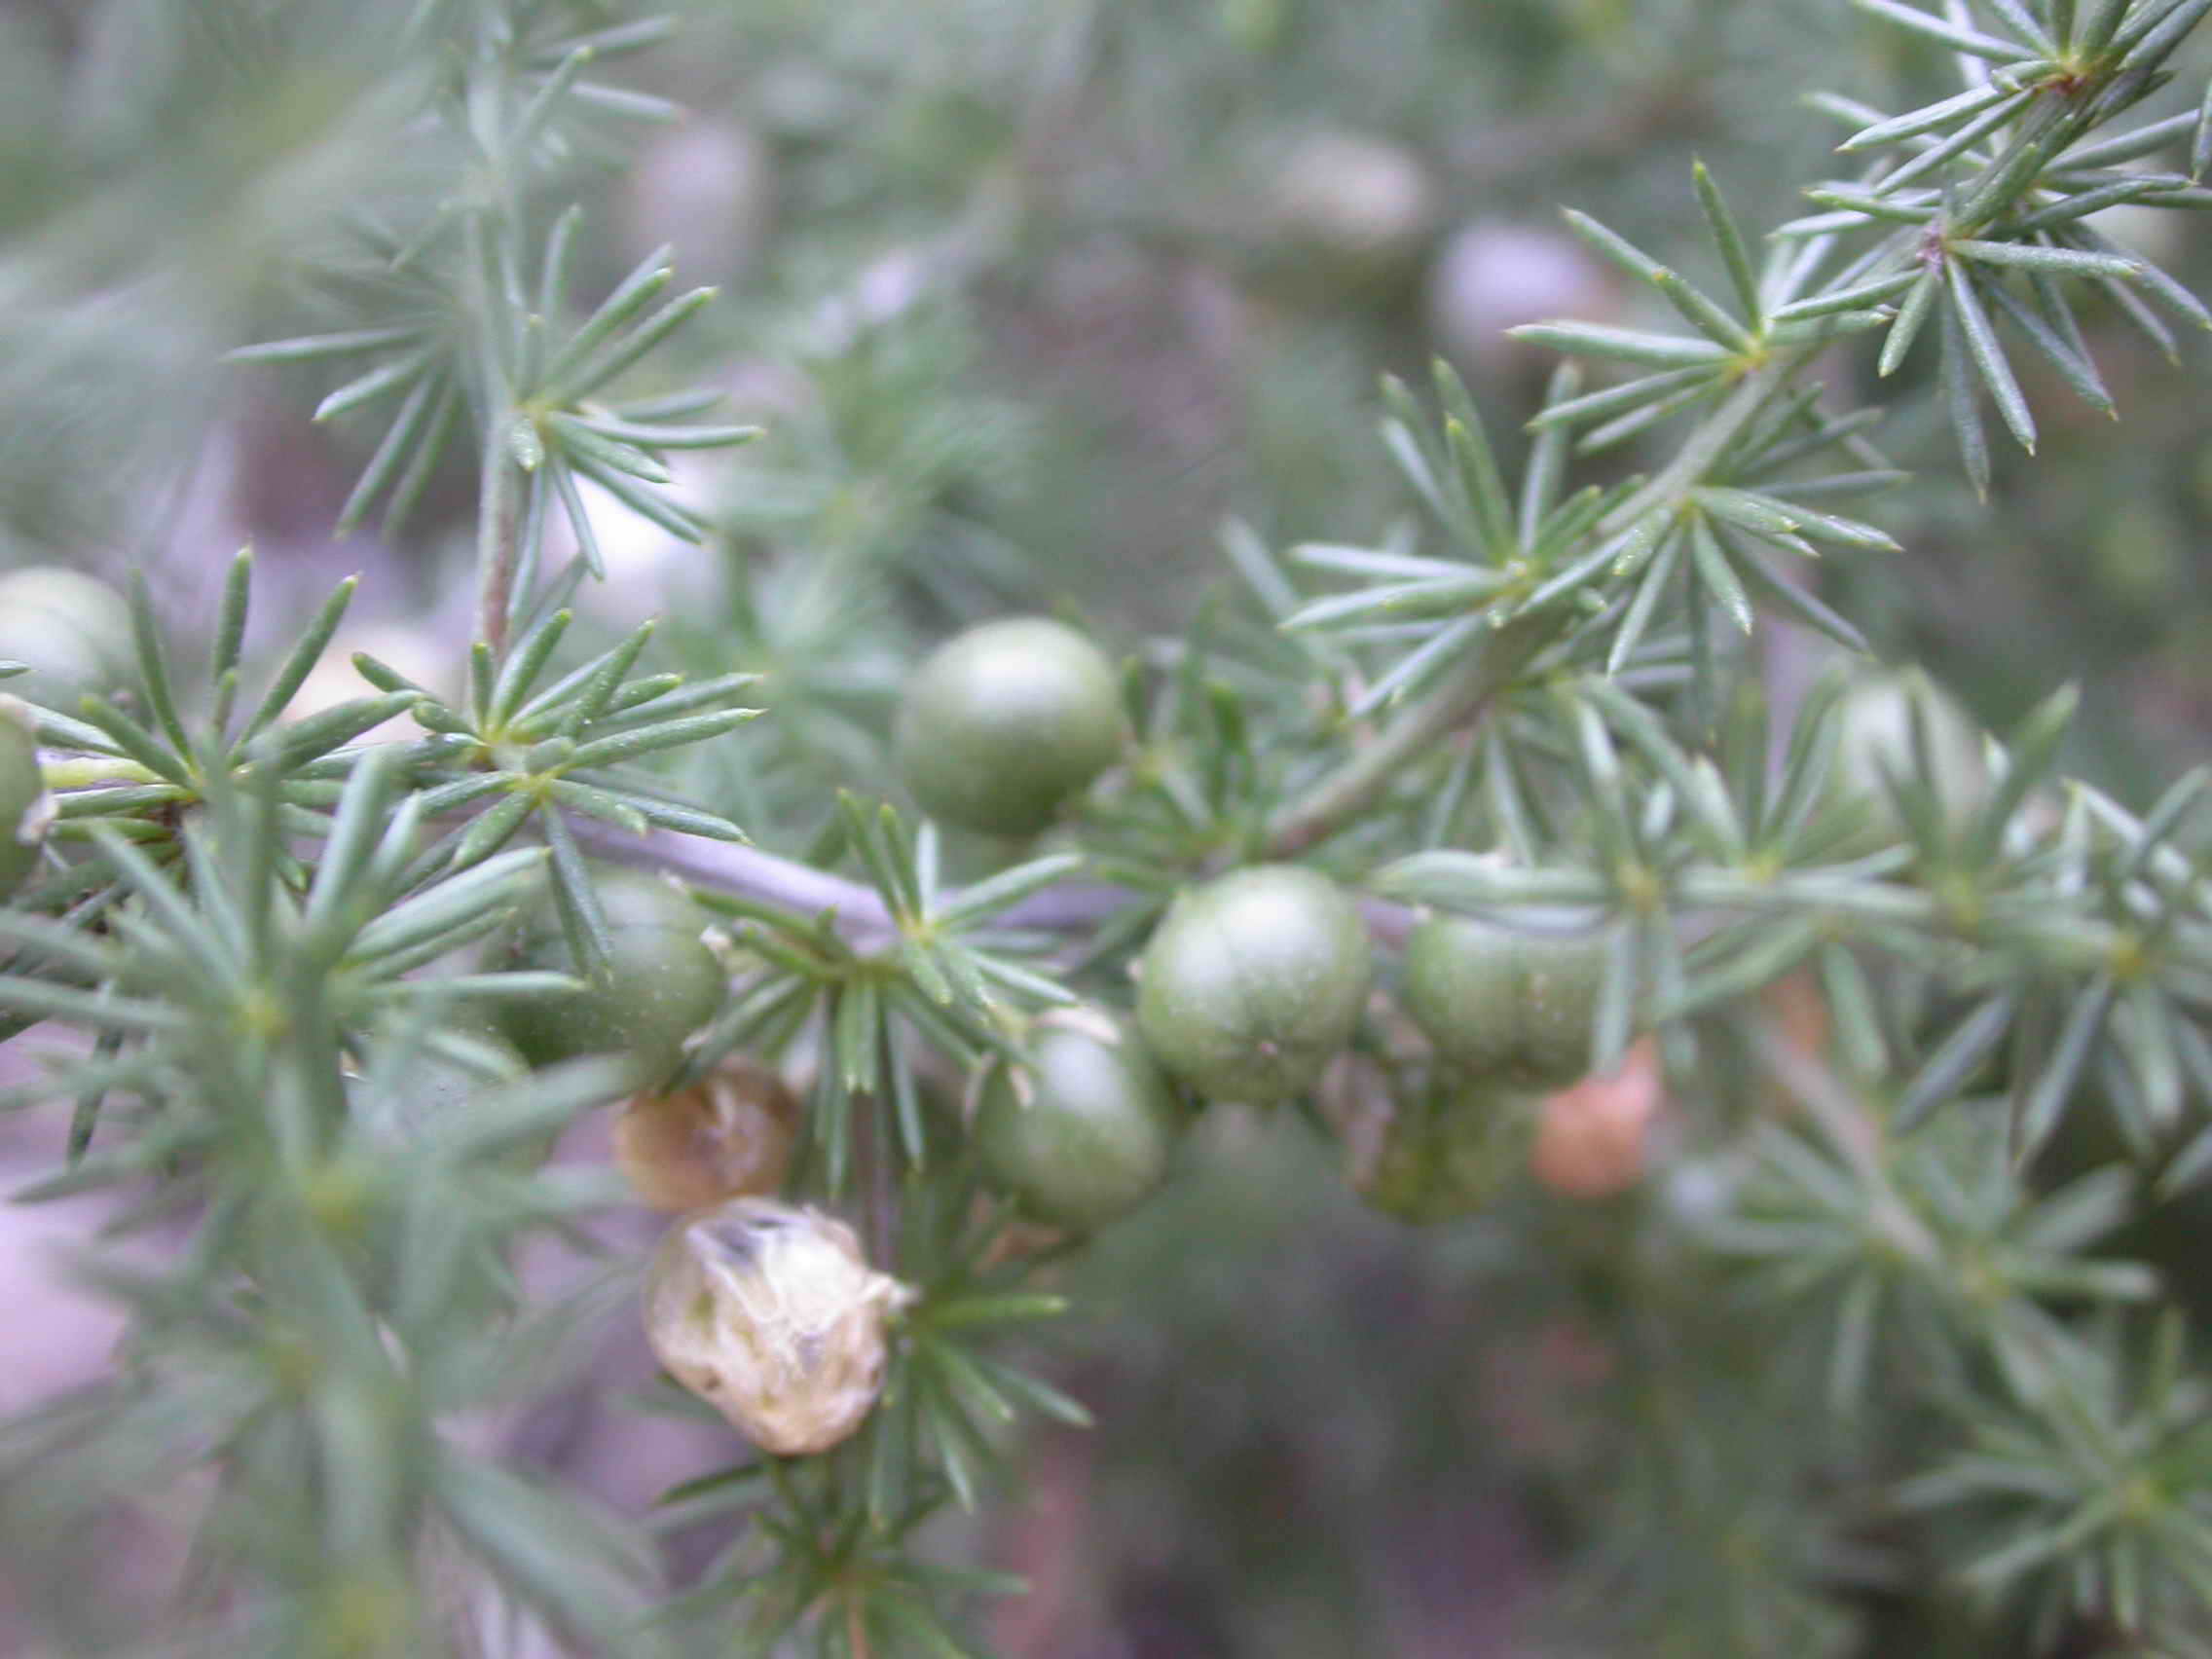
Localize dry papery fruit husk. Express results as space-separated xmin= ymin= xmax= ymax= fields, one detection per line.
xmin=643 ymin=1198 xmax=913 ymax=1456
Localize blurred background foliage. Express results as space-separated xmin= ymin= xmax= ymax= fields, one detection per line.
xmin=0 ymin=0 xmax=2206 ymax=1652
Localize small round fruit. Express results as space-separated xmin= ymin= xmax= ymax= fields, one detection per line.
xmin=1426 ymin=220 xmax=1620 ymax=374
xmin=976 ymin=1009 xmax=1184 ymax=1231
xmin=0 ymin=696 xmax=54 ymax=897
xmin=894 ymin=616 xmax=1123 ymax=836
xmin=1365 ymin=1071 xmax=1539 ymax=1225
xmin=0 ymin=567 xmax=133 ymax=708
xmin=494 ymin=868 xmax=724 ymax=1085
xmin=643 ymin=1198 xmax=911 ymax=1455
xmin=1400 ymin=913 xmax=1607 ymax=1090
xmin=1530 ymin=1038 xmax=1665 ymax=1201
xmin=1264 ymin=129 xmax=1435 ymax=268
xmin=615 ymin=1054 xmax=800 ymax=1212
xmin=1136 ymin=865 xmax=1373 ymax=1107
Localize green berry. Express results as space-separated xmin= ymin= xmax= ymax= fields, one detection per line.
xmin=976 ymin=1010 xmax=1185 ymax=1231
xmin=0 ymin=567 xmax=133 ymax=709
xmin=494 ymin=867 xmax=724 ymax=1085
xmin=1400 ymin=913 xmax=1607 ymax=1090
xmin=1364 ymin=1070 xmax=1537 ymax=1225
xmin=1135 ymin=865 xmax=1373 ymax=1107
xmin=894 ymin=616 xmax=1123 ymax=836
xmin=0 ymin=696 xmax=52 ymax=898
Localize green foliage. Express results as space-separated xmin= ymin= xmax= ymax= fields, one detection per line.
xmin=1 ymin=1 xmax=2211 ymax=1655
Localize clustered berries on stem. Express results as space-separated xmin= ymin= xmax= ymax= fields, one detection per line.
xmin=612 ymin=615 xmax=1670 ymax=1457
xmin=11 ymin=1 xmax=2212 ymax=1648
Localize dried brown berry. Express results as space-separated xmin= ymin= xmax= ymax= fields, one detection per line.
xmin=614 ymin=1054 xmax=801 ymax=1212
xmin=1530 ymin=1038 xmax=1665 ymax=1200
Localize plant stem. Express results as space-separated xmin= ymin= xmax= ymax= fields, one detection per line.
xmin=564 ymin=817 xmax=1413 ymax=948
xmin=473 ymin=431 xmax=520 ymax=660
xmin=1265 ymin=360 xmax=1795 ymax=859
xmin=1603 ymin=359 xmax=1788 ymax=531
xmin=1264 ymin=611 xmax=1554 ymax=858
xmin=571 ymin=822 xmax=895 ymax=936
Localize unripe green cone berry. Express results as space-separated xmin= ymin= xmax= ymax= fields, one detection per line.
xmin=1365 ymin=1070 xmax=1538 ymax=1226
xmin=0 ymin=567 xmax=133 ymax=709
xmin=0 ymin=696 xmax=54 ymax=898
xmin=1136 ymin=864 xmax=1373 ymax=1107
xmin=1400 ymin=913 xmax=1607 ymax=1090
xmin=894 ymin=616 xmax=1123 ymax=836
xmin=494 ymin=867 xmax=724 ymax=1085
xmin=976 ymin=1008 xmax=1185 ymax=1231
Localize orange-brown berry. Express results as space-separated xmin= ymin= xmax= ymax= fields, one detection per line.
xmin=614 ymin=1055 xmax=801 ymax=1212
